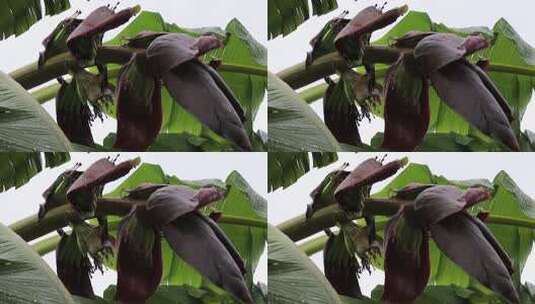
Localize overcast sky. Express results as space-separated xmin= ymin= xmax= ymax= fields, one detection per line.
xmin=268 ymin=152 xmax=535 ymax=296
xmin=0 ymin=152 xmax=267 ymax=296
xmin=268 ymin=0 xmax=535 ymax=145
xmin=0 ymin=0 xmax=267 ymax=145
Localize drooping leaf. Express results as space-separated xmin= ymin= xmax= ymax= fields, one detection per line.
xmin=267 ymin=224 xmax=343 ymax=304
xmin=268 ymin=72 xmax=341 ymax=151
xmin=0 ymin=222 xmax=76 ymax=304
xmin=488 ymin=19 xmax=535 ymax=132
xmin=212 ymin=171 xmax=267 ymax=286
xmin=214 ymin=18 xmax=267 ymax=133
xmin=0 ymin=71 xmax=72 ymax=151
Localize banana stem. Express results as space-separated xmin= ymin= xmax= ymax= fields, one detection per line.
xmin=10 ymin=198 xmax=266 ymax=243
xmin=31 ymin=214 xmax=265 ymax=256
xmin=10 ymin=46 xmax=266 ymax=91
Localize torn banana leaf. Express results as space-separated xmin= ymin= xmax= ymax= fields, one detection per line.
xmin=382 ymin=53 xmax=429 ymax=151
xmin=146 ymin=33 xmax=252 ymax=151
xmin=114 ymin=53 xmax=162 ymax=151
xmin=116 ymin=211 xmax=162 ymax=303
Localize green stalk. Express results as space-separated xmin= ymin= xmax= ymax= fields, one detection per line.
xmin=279 ymin=49 xmax=535 ymax=92
xmin=31 ymin=66 xmax=122 ymax=104
xmin=296 ymin=214 xmax=535 ymax=256
xmin=10 ymin=196 xmax=267 ymax=243
xmin=31 ymin=214 xmax=265 ymax=256
xmin=298 ymin=66 xmax=390 ymax=104
xmin=278 ymin=198 xmax=411 ymax=242
xmin=11 ymin=46 xmax=266 ymax=91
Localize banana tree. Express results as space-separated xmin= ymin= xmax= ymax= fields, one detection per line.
xmin=0 ymin=153 xmax=267 ymax=303
xmin=268 ymin=153 xmax=535 ymax=303
xmin=1 ymin=2 xmax=267 ymax=152
xmin=268 ymin=1 xmax=535 ymax=152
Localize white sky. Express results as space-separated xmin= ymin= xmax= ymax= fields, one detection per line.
xmin=0 ymin=0 xmax=267 ymax=145
xmin=268 ymin=0 xmax=535 ymax=145
xmin=0 ymin=152 xmax=268 ymax=296
xmin=268 ymin=152 xmax=535 ymax=297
